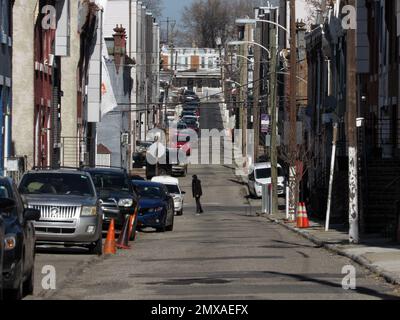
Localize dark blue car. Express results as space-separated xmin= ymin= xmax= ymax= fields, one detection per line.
xmin=0 ymin=177 xmax=40 ymax=300
xmin=132 ymin=181 xmax=174 ymax=232
xmin=0 ymin=215 xmax=4 ymax=300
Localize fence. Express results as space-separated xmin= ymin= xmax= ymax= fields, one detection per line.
xmin=61 ymin=137 xmax=96 ymax=168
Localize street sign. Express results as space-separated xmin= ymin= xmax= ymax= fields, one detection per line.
xmin=261 ymin=114 xmax=270 ymax=133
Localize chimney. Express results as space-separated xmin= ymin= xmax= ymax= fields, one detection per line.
xmin=113 ymin=25 xmax=127 ymax=73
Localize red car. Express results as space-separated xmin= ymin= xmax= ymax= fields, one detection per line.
xmin=170 ymin=133 xmax=191 ymax=156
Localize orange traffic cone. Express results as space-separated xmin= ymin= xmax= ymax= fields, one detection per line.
xmin=104 ymin=219 xmax=117 ymax=254
xmin=116 ymin=215 xmax=131 ymax=249
xmin=128 ymin=206 xmax=139 ymax=240
xmin=301 ymin=202 xmax=310 ymax=228
xmin=296 ymin=202 xmax=304 ymax=228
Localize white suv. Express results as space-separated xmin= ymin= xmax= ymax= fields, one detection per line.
xmin=247 ymin=163 xmax=286 ymax=198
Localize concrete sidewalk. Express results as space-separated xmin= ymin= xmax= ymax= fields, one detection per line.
xmin=262 ymin=210 xmax=400 ymax=286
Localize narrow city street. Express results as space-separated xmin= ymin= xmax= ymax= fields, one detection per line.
xmin=28 ymin=101 xmax=400 ymax=300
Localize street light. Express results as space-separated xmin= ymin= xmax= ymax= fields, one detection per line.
xmin=228 ymin=40 xmax=271 ymax=59
xmin=225 ymin=79 xmax=241 ymax=87
xmin=255 ymin=19 xmax=290 ymax=38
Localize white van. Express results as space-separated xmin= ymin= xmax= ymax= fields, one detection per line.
xmin=247 ymin=162 xmax=286 ymax=198
xmin=151 ymin=176 xmax=185 ymax=215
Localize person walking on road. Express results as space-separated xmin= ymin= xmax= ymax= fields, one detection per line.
xmin=192 ymin=175 xmax=204 ymax=214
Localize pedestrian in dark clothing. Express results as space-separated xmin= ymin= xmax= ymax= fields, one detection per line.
xmin=192 ymin=175 xmax=204 ymax=214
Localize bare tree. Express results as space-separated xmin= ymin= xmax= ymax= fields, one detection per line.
xmin=141 ymin=0 xmax=164 ymax=20
xmin=180 ymin=0 xmax=260 ymax=48
xmin=304 ymin=0 xmax=325 ymax=27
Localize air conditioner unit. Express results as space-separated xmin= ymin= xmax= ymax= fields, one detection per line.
xmin=48 ymin=54 xmax=55 ymax=67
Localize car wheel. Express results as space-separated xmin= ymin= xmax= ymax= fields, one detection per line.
xmin=5 ymin=262 xmax=23 ymax=300
xmin=177 ymin=209 xmax=183 ymax=216
xmin=23 ymin=265 xmax=34 ymax=297
xmin=248 ymin=185 xmax=254 ymax=198
xmin=89 ymin=236 xmax=103 ymax=256
xmin=166 ymin=213 xmax=174 ymax=232
xmin=156 ymin=225 xmax=166 ymax=232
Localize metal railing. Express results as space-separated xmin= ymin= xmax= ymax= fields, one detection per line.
xmin=365 ymin=117 xmax=400 ymax=158
xmin=61 ymin=137 xmax=95 ymax=168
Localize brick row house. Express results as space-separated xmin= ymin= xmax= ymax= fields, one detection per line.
xmin=12 ymin=0 xmax=103 ymax=171
xmin=0 ymin=0 xmax=13 ymax=176
xmin=304 ymin=0 xmax=400 ymax=237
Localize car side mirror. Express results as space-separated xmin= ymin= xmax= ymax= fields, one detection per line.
xmin=0 ymin=198 xmax=16 ymax=213
xmin=181 ymin=191 xmax=186 ymax=195
xmin=24 ymin=208 xmax=41 ymax=221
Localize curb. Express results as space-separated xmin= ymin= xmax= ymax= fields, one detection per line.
xmin=265 ymin=215 xmax=400 ymax=286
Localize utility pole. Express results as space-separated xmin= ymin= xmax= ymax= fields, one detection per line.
xmin=239 ymin=40 xmax=248 ymax=159
xmin=346 ymin=0 xmax=359 ymax=244
xmin=288 ymin=0 xmax=298 ymax=219
xmin=253 ymin=25 xmax=261 ymax=163
xmin=216 ymin=37 xmax=223 ymax=100
xmin=270 ymin=26 xmax=278 ymax=215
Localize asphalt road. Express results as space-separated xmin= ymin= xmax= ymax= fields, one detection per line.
xmin=27 ymin=98 xmax=400 ymax=300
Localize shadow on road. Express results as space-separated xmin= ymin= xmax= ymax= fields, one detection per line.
xmin=36 ymin=246 xmax=90 ymax=255
xmin=263 ymin=270 xmax=400 ymax=300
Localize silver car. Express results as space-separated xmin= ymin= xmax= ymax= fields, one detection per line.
xmin=18 ymin=169 xmax=103 ymax=255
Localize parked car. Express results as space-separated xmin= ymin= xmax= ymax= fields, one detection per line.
xmin=83 ymin=168 xmax=139 ymax=241
xmin=129 ymin=174 xmax=145 ymax=181
xmin=0 ymin=215 xmax=4 ymax=300
xmin=132 ymin=180 xmax=174 ymax=232
xmin=182 ymin=117 xmax=199 ymax=133
xmin=151 ymin=176 xmax=186 ymax=216
xmin=180 ymin=110 xmax=195 ymax=118
xmin=170 ymin=147 xmax=189 ymax=177
xmin=136 ymin=140 xmax=153 ymax=153
xmin=170 ymin=133 xmax=192 ymax=157
xmin=132 ymin=152 xmax=147 ymax=169
xmin=18 ymin=169 xmax=103 ymax=255
xmin=145 ymin=147 xmax=175 ymax=180
xmin=183 ymin=104 xmax=200 ymax=117
xmin=177 ymin=122 xmax=188 ymax=131
xmin=1 ymin=177 xmax=41 ymax=300
xmin=247 ymin=163 xmax=286 ymax=198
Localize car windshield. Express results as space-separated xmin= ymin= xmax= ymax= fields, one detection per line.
xmin=183 ymin=119 xmax=197 ymax=125
xmin=177 ymin=123 xmax=187 ymax=129
xmin=135 ymin=185 xmax=164 ymax=199
xmin=255 ymin=167 xmax=284 ymax=179
xmin=89 ymin=172 xmax=130 ymax=192
xmin=19 ymin=173 xmax=95 ymax=196
xmin=165 ymin=184 xmax=180 ymax=194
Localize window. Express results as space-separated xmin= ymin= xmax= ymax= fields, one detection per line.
xmin=201 ymin=57 xmax=206 ymax=68
xmin=208 ymin=57 xmax=213 ymax=68
xmin=89 ymin=172 xmax=130 ymax=192
xmin=19 ymin=173 xmax=95 ymax=197
xmin=135 ymin=185 xmax=164 ymax=199
xmin=165 ymin=184 xmax=180 ymax=194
